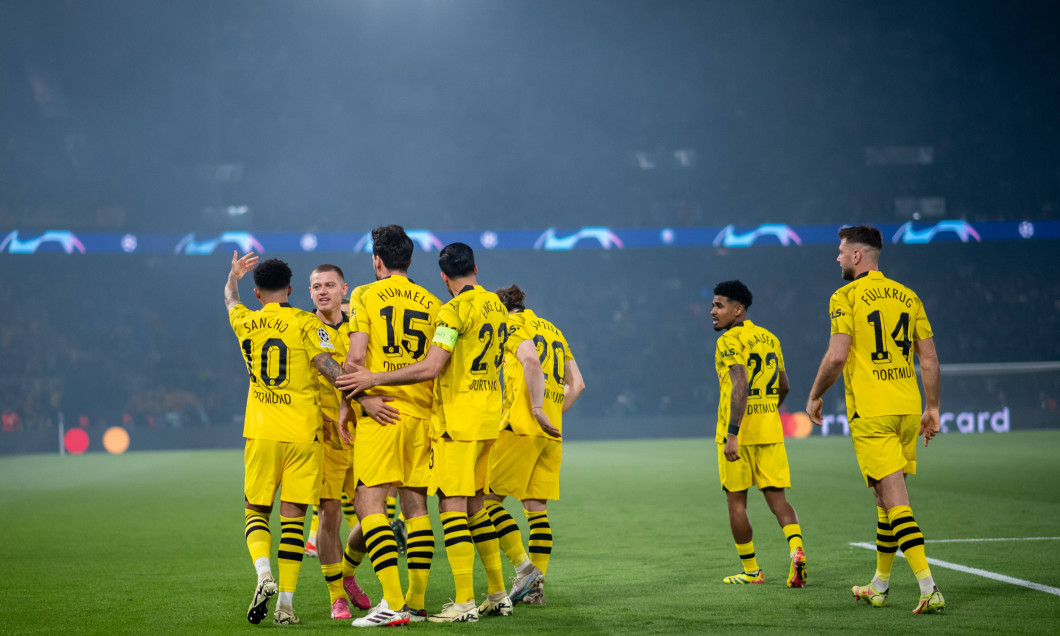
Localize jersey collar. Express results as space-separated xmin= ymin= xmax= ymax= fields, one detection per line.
xmin=457 ymin=284 xmax=478 ymax=296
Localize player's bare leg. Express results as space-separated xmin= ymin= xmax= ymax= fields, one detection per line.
xmin=723 ymin=489 xmax=763 ymax=584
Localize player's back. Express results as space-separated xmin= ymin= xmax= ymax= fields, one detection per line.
xmin=432 ymin=285 xmax=508 ymax=441
xmin=714 ymin=321 xmax=785 ymax=445
xmin=350 ymin=276 xmax=440 ymax=417
xmin=830 ymin=270 xmax=932 ymax=419
xmin=230 ymin=302 xmax=331 ymax=443
xmin=501 ymin=309 xmax=573 ymax=437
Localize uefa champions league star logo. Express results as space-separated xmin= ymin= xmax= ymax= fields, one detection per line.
xmin=353 ymin=230 xmax=445 ymax=253
xmin=533 ymin=227 xmax=625 ymax=251
xmin=0 ymin=230 xmax=86 ymax=254
xmin=712 ymin=224 xmax=802 ymax=248
xmin=300 ymin=233 xmax=318 ymax=252
xmin=480 ymin=231 xmax=499 ymax=249
xmin=173 ymin=232 xmax=266 ymax=255
xmin=1018 ymin=221 xmax=1035 ymax=239
xmin=891 ymin=220 xmax=981 ymax=244
xmin=120 ymin=234 xmax=138 ymax=253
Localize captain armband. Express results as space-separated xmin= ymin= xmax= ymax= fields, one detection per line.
xmin=432 ymin=325 xmax=459 ymax=349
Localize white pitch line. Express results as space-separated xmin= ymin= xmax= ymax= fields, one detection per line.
xmin=849 ymin=542 xmax=1060 ymax=597
xmin=925 ymin=537 xmax=1060 ymax=544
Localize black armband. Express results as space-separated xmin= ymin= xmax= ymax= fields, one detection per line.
xmin=727 ymin=424 xmax=740 ymax=437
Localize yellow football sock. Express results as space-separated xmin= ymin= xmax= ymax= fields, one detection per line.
xmin=875 ymin=506 xmax=897 ymax=581
xmin=321 ymin=561 xmax=344 ymax=604
xmin=342 ymin=541 xmax=366 ymax=579
xmin=782 ymin=523 xmax=803 ymax=554
xmin=361 ymin=513 xmax=404 ymax=609
xmin=484 ymin=499 xmax=529 ymax=567
xmin=735 ymin=540 xmax=759 ymax=574
xmin=277 ymin=515 xmax=306 ymax=594
xmin=244 ymin=510 xmax=272 ymax=564
xmin=469 ymin=508 xmax=506 ymax=595
xmin=887 ymin=505 xmax=931 ymax=579
xmin=526 ymin=509 xmax=553 ymax=577
xmin=403 ymin=514 xmax=435 ymax=611
xmin=386 ymin=496 xmax=397 ymax=523
xmin=440 ymin=511 xmax=475 ymax=604
xmin=340 ymin=492 xmax=357 ymax=529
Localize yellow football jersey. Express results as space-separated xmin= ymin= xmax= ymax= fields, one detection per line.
xmin=714 ymin=320 xmax=786 ymax=445
xmin=230 ymin=302 xmax=333 ymax=443
xmin=501 ymin=309 xmax=573 ymax=438
xmin=350 ymin=276 xmax=440 ymax=418
xmin=315 ymin=312 xmax=353 ymax=449
xmin=830 ymin=270 xmax=933 ymax=420
xmin=430 ymin=285 xmax=508 ymax=441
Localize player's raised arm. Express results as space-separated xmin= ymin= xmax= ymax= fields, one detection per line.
xmin=515 ymin=339 xmax=560 ymax=438
xmin=562 ymin=358 xmax=585 ymax=414
xmin=805 ymin=332 xmax=851 ymax=425
xmin=915 ymin=337 xmax=941 ymax=446
xmin=724 ymin=364 xmax=748 ymax=462
xmin=224 ymin=250 xmax=258 ymax=311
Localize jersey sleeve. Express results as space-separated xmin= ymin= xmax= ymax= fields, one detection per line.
xmin=350 ymin=285 xmax=371 ymax=335
xmin=228 ymin=304 xmax=251 ymax=334
xmin=829 ymin=289 xmax=854 ymax=336
xmin=300 ymin=313 xmax=332 ymax=360
xmin=716 ymin=332 xmax=745 ymax=369
xmin=776 ymin=343 xmax=786 ymax=372
xmin=912 ymin=296 xmax=934 ymax=341
xmin=431 ymin=301 xmax=463 ymax=353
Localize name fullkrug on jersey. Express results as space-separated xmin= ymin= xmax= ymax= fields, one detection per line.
xmin=376 ymin=286 xmax=435 ymax=311
xmin=253 ymin=388 xmax=292 ymax=404
xmin=872 ymin=366 xmax=916 ymax=381
xmin=860 ymin=286 xmax=915 ymax=308
xmin=243 ymin=316 xmax=289 ymax=333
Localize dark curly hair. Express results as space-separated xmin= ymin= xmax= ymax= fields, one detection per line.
xmin=495 ymin=284 xmax=526 ymax=311
xmin=253 ymin=258 xmax=293 ymax=291
xmin=713 ymin=280 xmax=753 ymax=309
xmin=438 ymin=242 xmax=475 ymax=278
xmin=372 ymin=225 xmax=414 ymax=271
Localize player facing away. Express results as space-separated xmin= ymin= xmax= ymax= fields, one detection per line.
xmin=224 ymin=253 xmax=349 ymax=625
xmin=711 ymin=281 xmax=807 ymax=587
xmin=307 ymin=264 xmax=378 ymax=618
xmin=335 ymin=225 xmax=442 ymax=627
xmin=805 ymin=225 xmax=944 ymax=614
xmin=340 ymin=242 xmax=542 ymax=623
xmin=483 ymin=285 xmax=585 ymax=606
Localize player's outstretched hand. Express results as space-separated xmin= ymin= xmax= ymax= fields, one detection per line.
xmin=359 ymin=395 xmax=400 ymax=426
xmin=532 ymin=407 xmax=561 ymax=439
xmin=920 ymin=407 xmax=941 ymax=446
xmin=336 ymin=364 xmax=374 ymax=394
xmin=231 ymin=250 xmax=258 ymax=280
xmin=805 ymin=396 xmax=823 ymax=426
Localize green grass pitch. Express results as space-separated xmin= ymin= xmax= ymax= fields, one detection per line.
xmin=2 ymin=432 xmax=1059 ymax=634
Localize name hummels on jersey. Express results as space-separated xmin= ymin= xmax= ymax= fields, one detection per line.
xmin=376 ymin=286 xmax=435 ymax=311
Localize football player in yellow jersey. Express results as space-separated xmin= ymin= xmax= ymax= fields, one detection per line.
xmin=340 ymin=242 xmax=552 ymax=623
xmin=711 ymin=281 xmax=807 ymax=589
xmin=308 ymin=264 xmax=383 ymax=619
xmin=333 ymin=226 xmax=440 ymax=627
xmin=806 ymin=225 xmax=944 ymax=614
xmin=482 ymin=285 xmax=585 ymax=606
xmin=224 ymin=252 xmax=348 ymax=626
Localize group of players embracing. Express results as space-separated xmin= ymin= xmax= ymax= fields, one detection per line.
xmin=224 ymin=224 xmax=585 ymax=627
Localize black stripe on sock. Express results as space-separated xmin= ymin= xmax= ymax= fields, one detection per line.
xmin=277 ymin=550 xmax=304 ymax=562
xmin=877 ymin=521 xmax=892 ymax=531
xmin=876 ymin=533 xmax=897 ymax=543
xmin=325 ymin=572 xmax=343 ymax=582
xmin=495 ymin=524 xmax=518 ymax=537
xmin=444 ymin=535 xmax=473 ymax=547
xmin=890 ymin=515 xmax=916 ymax=529
xmin=900 ymin=537 xmax=925 ymax=551
xmin=877 ymin=544 xmax=899 ymax=553
xmin=893 ymin=525 xmax=919 ymax=541
xmin=363 ymin=525 xmax=388 ymax=542
xmin=739 ymin=552 xmax=756 ymax=560
xmin=469 ymin=519 xmax=493 ymax=532
xmin=365 ymin=535 xmax=390 ymax=553
xmin=407 ymin=530 xmax=434 ymax=540
xmin=529 ymin=546 xmax=551 ymax=554
xmin=471 ymin=531 xmax=497 ymax=543
xmin=245 ymin=524 xmax=270 ymax=538
xmin=370 ymin=545 xmax=398 ymax=560
xmin=406 ymin=540 xmax=436 ymax=550
xmin=343 ymin=553 xmax=361 ymax=565
xmin=407 ymin=562 xmax=432 ymax=570
xmin=441 ymin=517 xmax=467 ymax=529
xmin=529 ymin=521 xmax=550 ymax=530
xmin=373 ymin=557 xmax=399 ymax=571
xmin=528 ymin=533 xmax=552 ymax=542
xmin=786 ymin=533 xmax=802 ymax=541
xmin=280 ymin=537 xmax=304 ymax=547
